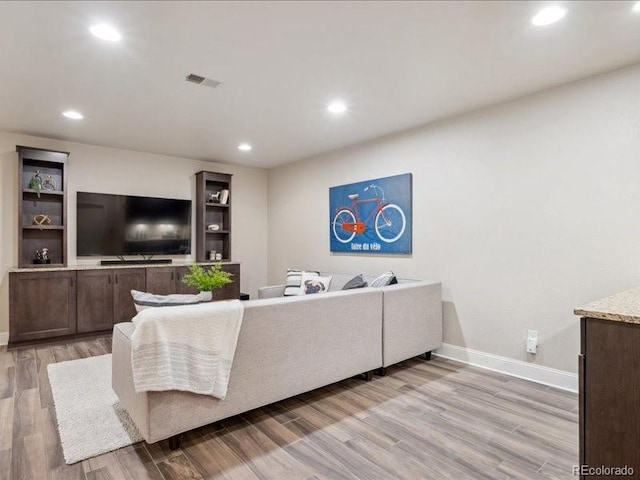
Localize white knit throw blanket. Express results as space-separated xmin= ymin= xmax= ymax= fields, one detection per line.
xmin=131 ymin=300 xmax=244 ymax=399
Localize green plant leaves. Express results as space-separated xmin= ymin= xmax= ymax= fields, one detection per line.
xmin=181 ymin=263 xmax=234 ymax=291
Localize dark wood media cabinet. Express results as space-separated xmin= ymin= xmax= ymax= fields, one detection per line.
xmin=9 ymin=262 xmax=240 ymax=344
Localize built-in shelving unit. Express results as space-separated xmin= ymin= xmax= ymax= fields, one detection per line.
xmin=195 ymin=171 xmax=232 ymax=262
xmin=17 ymin=146 xmax=69 ymax=268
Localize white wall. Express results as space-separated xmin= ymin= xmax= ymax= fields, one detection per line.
xmin=268 ymin=64 xmax=640 ymax=374
xmin=0 ymin=132 xmax=269 ymax=336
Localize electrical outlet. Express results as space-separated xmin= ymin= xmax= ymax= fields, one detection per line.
xmin=526 ymin=330 xmax=538 ymax=354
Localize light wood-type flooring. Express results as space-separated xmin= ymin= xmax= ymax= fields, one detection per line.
xmin=0 ymin=336 xmax=578 ymax=479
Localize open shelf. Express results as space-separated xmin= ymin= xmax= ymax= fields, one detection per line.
xmin=196 ymin=171 xmax=232 ymax=263
xmin=22 ymin=225 xmax=64 ymax=230
xmin=22 ymin=189 xmax=64 ymax=196
xmin=26 ymin=263 xmax=65 ymax=268
xmin=18 ymin=146 xmax=69 ymax=268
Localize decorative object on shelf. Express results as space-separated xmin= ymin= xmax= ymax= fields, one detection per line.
xmin=209 ymin=250 xmax=216 ymax=261
xmin=207 ymin=192 xmax=221 ymax=203
xmin=42 ymin=175 xmax=56 ymax=191
xmin=181 ymin=263 xmax=234 ymax=300
xmin=219 ymin=189 xmax=229 ymax=205
xmin=29 ymin=170 xmax=43 ymax=197
xmin=33 ymin=214 xmax=52 ymax=226
xmin=34 ymin=247 xmax=51 ymax=264
xmin=215 ymin=253 xmax=222 ymax=261
xmin=207 ymin=224 xmax=220 ymax=231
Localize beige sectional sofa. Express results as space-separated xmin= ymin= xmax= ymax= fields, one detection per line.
xmin=112 ymin=273 xmax=441 ymax=446
xmin=259 ymin=273 xmax=443 ymax=370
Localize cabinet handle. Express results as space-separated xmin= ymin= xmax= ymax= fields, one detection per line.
xmin=108 ymin=276 xmax=111 ymax=285
xmin=70 ymin=277 xmax=74 ymax=287
xmin=171 ymin=272 xmax=175 ymax=280
xmin=115 ymin=275 xmax=118 ymax=284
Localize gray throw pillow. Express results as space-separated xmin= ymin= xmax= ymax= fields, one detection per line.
xmin=342 ymin=274 xmax=368 ymax=290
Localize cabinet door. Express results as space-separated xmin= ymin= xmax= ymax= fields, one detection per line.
xmin=114 ymin=268 xmax=146 ymax=324
xmin=584 ymin=318 xmax=640 ymax=473
xmin=146 ymin=267 xmax=176 ymax=295
xmin=212 ymin=263 xmax=241 ymax=301
xmin=9 ymin=271 xmax=76 ymax=342
xmin=174 ymin=266 xmax=199 ymax=295
xmin=77 ymin=270 xmax=114 ymax=333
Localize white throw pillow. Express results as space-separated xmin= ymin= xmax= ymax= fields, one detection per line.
xmin=131 ymin=290 xmax=212 ymax=312
xmin=284 ymin=269 xmax=319 ymax=296
xmin=299 ymin=273 xmax=332 ymax=295
xmin=369 ymin=271 xmax=398 ymax=288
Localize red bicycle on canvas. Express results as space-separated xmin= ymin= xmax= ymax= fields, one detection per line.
xmin=332 ymin=184 xmax=406 ymax=244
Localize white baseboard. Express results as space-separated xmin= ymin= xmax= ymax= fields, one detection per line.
xmin=0 ymin=332 xmax=8 ymax=346
xmin=434 ymin=343 xmax=578 ymax=393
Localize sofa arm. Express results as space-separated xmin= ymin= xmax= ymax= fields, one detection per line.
xmin=382 ymin=282 xmax=442 ymax=367
xmin=112 ymin=322 xmax=151 ymax=441
xmin=258 ymin=284 xmax=286 ymax=299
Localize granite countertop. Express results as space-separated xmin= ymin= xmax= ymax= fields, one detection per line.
xmin=574 ymin=286 xmax=640 ymax=324
xmin=10 ymin=261 xmax=240 ymax=273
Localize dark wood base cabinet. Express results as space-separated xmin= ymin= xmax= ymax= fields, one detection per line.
xmin=9 ymin=271 xmax=77 ymax=343
xmin=9 ymin=263 xmax=241 ymax=344
xmin=579 ymin=317 xmax=640 ymax=478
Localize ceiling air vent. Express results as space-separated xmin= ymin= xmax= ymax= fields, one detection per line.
xmin=185 ymin=73 xmax=221 ymax=89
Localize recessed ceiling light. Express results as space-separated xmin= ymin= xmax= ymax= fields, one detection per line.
xmin=633 ymin=1 xmax=640 ymax=12
xmin=327 ymin=101 xmax=347 ymax=114
xmin=89 ymin=23 xmax=122 ymax=42
xmin=62 ymin=110 xmax=84 ymax=120
xmin=238 ymin=143 xmax=252 ymax=152
xmin=531 ymin=6 xmax=567 ymax=26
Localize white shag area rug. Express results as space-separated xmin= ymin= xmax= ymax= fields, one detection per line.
xmin=48 ymin=354 xmax=143 ymax=464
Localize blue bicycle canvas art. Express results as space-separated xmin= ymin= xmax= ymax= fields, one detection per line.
xmin=329 ymin=173 xmax=412 ymax=254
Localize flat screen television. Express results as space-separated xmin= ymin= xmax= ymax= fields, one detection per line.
xmin=77 ymin=192 xmax=191 ymax=256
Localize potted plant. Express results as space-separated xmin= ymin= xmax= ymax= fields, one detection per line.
xmin=181 ymin=263 xmax=234 ymax=301
xmin=29 ymin=170 xmax=43 ymax=198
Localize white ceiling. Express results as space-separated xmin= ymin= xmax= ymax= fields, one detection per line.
xmin=0 ymin=1 xmax=639 ymax=168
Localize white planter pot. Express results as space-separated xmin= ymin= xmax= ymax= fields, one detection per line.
xmin=200 ymin=291 xmax=213 ymax=302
